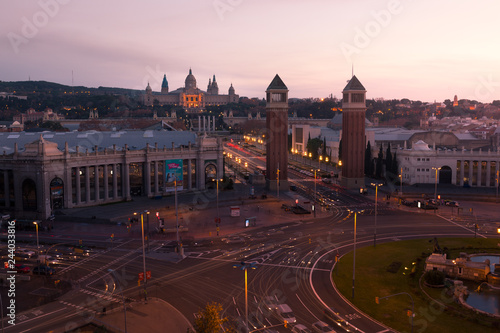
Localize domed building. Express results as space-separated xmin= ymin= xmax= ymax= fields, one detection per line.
xmin=142 ymin=69 xmax=239 ymax=112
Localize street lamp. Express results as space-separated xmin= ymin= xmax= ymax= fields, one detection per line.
xmin=139 ymin=211 xmax=148 ymax=302
xmin=312 ymin=168 xmax=319 ymax=218
xmin=319 ymin=155 xmax=323 ymax=172
xmin=371 ymin=183 xmax=383 ymax=247
xmin=325 ymin=156 xmax=329 ymax=172
xmin=277 ymin=164 xmax=280 ymax=198
xmin=33 ymin=221 xmax=39 ymax=264
xmin=233 ymin=261 xmax=257 ymax=332
xmin=308 ymin=152 xmax=312 ymax=165
xmin=347 ymin=209 xmax=363 ymax=299
xmin=214 ymin=178 xmax=222 ymax=236
xmin=109 ymin=269 xmax=128 ymax=333
xmin=432 ymin=167 xmax=441 ymax=201
xmin=496 ymin=169 xmax=499 ymax=204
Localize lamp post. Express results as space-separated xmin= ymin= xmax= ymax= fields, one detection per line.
xmin=308 ymin=152 xmax=312 ymax=166
xmin=140 ymin=212 xmax=148 ymax=302
xmin=146 ymin=211 xmax=150 ymax=253
xmin=400 ymin=166 xmax=403 ymax=199
xmin=319 ymin=155 xmax=323 ymax=172
xmin=371 ymin=183 xmax=383 ymax=247
xmin=325 ymin=156 xmax=329 ymax=172
xmin=348 ymin=209 xmax=363 ymax=299
xmin=375 ymin=292 xmax=414 ymax=333
xmin=174 ymin=177 xmax=182 ymax=257
xmin=214 ymin=178 xmax=222 ymax=236
xmin=109 ymin=269 xmax=127 ymax=333
xmin=312 ymin=168 xmax=318 ymax=218
xmin=277 ymin=163 xmax=280 ymax=198
xmin=432 ymin=167 xmax=441 ymax=201
xmin=233 ymin=261 xmax=257 ymax=332
xmin=496 ymin=169 xmax=499 ymax=204
xmin=33 ymin=221 xmax=39 ymax=264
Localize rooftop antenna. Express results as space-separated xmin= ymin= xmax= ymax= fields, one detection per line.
xmin=72 ymin=70 xmax=74 ymax=95
xmin=352 ymin=63 xmax=354 ymax=77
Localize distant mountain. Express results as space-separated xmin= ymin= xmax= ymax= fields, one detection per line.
xmin=0 ymin=80 xmax=143 ymax=96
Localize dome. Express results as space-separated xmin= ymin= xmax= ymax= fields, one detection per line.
xmin=145 ymin=82 xmax=152 ymax=92
xmin=185 ymin=68 xmax=197 ymax=90
xmin=228 ymin=83 xmax=235 ymax=94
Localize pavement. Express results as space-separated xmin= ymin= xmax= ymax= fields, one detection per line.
xmin=47 ymin=182 xmax=326 ymax=332
xmin=26 ymin=179 xmax=500 ymax=332
xmin=93 ymin=297 xmax=193 ymax=333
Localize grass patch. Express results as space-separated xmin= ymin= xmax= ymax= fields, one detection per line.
xmin=333 ymin=238 xmax=500 ymax=333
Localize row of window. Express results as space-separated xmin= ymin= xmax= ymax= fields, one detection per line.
xmin=416 ymin=168 xmax=431 ymax=172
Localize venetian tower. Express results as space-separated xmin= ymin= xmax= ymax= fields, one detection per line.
xmin=341 ymin=75 xmax=366 ymax=189
xmin=265 ymin=74 xmax=289 ymax=191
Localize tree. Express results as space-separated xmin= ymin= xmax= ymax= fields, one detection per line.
xmin=364 ymin=141 xmax=372 ymax=176
xmin=391 ymin=151 xmax=399 ymax=178
xmin=385 ymin=143 xmax=392 ymax=175
xmin=306 ymin=137 xmax=323 ymax=160
xmin=322 ymin=137 xmax=327 ymax=156
xmin=193 ymin=302 xmax=232 ymax=333
xmin=375 ymin=145 xmax=383 ymax=178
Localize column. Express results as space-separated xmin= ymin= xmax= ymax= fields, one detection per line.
xmin=203 ymin=116 xmax=206 ymax=132
xmin=85 ymin=166 xmax=91 ymax=203
xmin=477 ymin=161 xmax=482 ymax=187
xmin=187 ymin=159 xmax=192 ymax=190
xmin=145 ymin=160 xmax=151 ymax=197
xmin=124 ymin=163 xmax=131 ymax=200
xmin=154 ymin=161 xmax=159 ymax=195
xmin=468 ymin=160 xmax=473 ymax=186
xmin=76 ymin=167 xmax=81 ymax=205
xmin=459 ymin=160 xmax=464 ymax=186
xmin=213 ymin=116 xmax=216 ymax=132
xmin=486 ymin=161 xmax=491 ymax=187
xmin=113 ymin=164 xmax=118 ymax=199
xmin=103 ymin=164 xmax=109 ymax=200
xmin=3 ymin=170 xmax=9 ymax=208
xmin=65 ymin=166 xmax=72 ymax=208
xmin=198 ymin=115 xmax=201 ymax=132
xmin=95 ymin=165 xmax=100 ymax=201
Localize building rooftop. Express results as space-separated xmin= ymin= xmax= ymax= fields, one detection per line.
xmin=0 ymin=130 xmax=197 ymax=155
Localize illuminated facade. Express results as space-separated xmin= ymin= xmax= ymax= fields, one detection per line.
xmin=143 ymin=69 xmax=238 ymax=111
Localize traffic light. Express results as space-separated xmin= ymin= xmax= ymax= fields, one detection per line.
xmin=284 ymin=320 xmax=287 ymax=328
xmin=156 ymin=212 xmax=159 ymax=218
xmin=407 ymin=310 xmax=412 ymax=317
xmin=375 ymin=297 xmax=379 ymax=304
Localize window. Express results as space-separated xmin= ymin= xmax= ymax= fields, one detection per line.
xmin=417 ymin=168 xmax=420 ymax=172
xmin=417 ymin=158 xmax=421 ymax=161
xmin=351 ymin=93 xmax=364 ymax=103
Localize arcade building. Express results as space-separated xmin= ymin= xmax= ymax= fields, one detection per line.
xmin=0 ymin=130 xmax=223 ymax=220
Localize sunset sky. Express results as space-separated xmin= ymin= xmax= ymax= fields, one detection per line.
xmin=2 ymin=0 xmax=499 ymax=102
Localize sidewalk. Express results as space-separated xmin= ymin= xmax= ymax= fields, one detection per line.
xmin=93 ymin=298 xmax=193 ymax=333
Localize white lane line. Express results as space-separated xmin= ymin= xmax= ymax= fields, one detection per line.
xmin=437 ymin=214 xmax=487 ymax=238
xmin=6 ymin=307 xmax=68 ymax=330
xmin=295 ymin=293 xmax=320 ymax=322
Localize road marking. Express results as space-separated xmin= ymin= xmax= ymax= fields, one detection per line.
xmin=295 ymin=294 xmax=320 ymax=322
xmin=6 ymin=307 xmax=67 ymax=329
xmin=437 ymin=214 xmax=487 ymax=238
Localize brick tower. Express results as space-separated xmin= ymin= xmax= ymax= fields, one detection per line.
xmin=265 ymin=74 xmax=289 ymax=191
xmin=341 ymin=75 xmax=366 ymax=189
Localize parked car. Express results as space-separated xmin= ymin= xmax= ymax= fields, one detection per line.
xmin=33 ymin=265 xmax=56 ymax=275
xmin=312 ymin=321 xmax=336 ymax=333
xmin=14 ymin=263 xmax=30 ymax=274
xmin=275 ymin=303 xmax=296 ymax=324
xmin=17 ymin=248 xmax=35 ymax=258
xmin=292 ymin=324 xmax=312 ymax=333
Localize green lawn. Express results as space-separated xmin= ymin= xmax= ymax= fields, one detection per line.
xmin=333 ymin=238 xmax=500 ymax=333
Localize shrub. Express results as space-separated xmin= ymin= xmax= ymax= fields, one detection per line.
xmin=423 ymin=270 xmax=445 ymax=286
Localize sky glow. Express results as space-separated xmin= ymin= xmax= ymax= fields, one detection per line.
xmin=2 ymin=0 xmax=500 ymax=102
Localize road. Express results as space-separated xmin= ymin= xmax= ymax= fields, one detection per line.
xmin=3 ymin=143 xmax=499 ymax=332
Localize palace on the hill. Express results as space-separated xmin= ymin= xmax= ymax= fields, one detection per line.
xmin=142 ymin=69 xmax=238 ymax=111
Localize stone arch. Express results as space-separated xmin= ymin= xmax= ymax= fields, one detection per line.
xmin=439 ymin=165 xmax=452 ymax=184
xmin=204 ymin=163 xmax=217 ymax=188
xmin=22 ymin=178 xmax=37 ymax=211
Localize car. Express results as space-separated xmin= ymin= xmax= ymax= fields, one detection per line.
xmin=17 ymin=248 xmax=35 ymax=258
xmin=275 ymin=303 xmax=296 ymax=324
xmin=323 ymin=307 xmax=352 ymax=331
xmin=446 ymin=201 xmax=459 ymax=207
xmin=292 ymin=324 xmax=312 ymax=333
xmin=32 ymin=265 xmax=56 ymax=275
xmin=312 ymin=321 xmax=336 ymax=333
xmin=14 ymin=263 xmax=30 ymax=274
xmin=262 ymin=296 xmax=278 ymax=311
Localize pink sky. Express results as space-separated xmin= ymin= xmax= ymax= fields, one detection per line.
xmin=2 ymin=0 xmax=499 ymax=102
